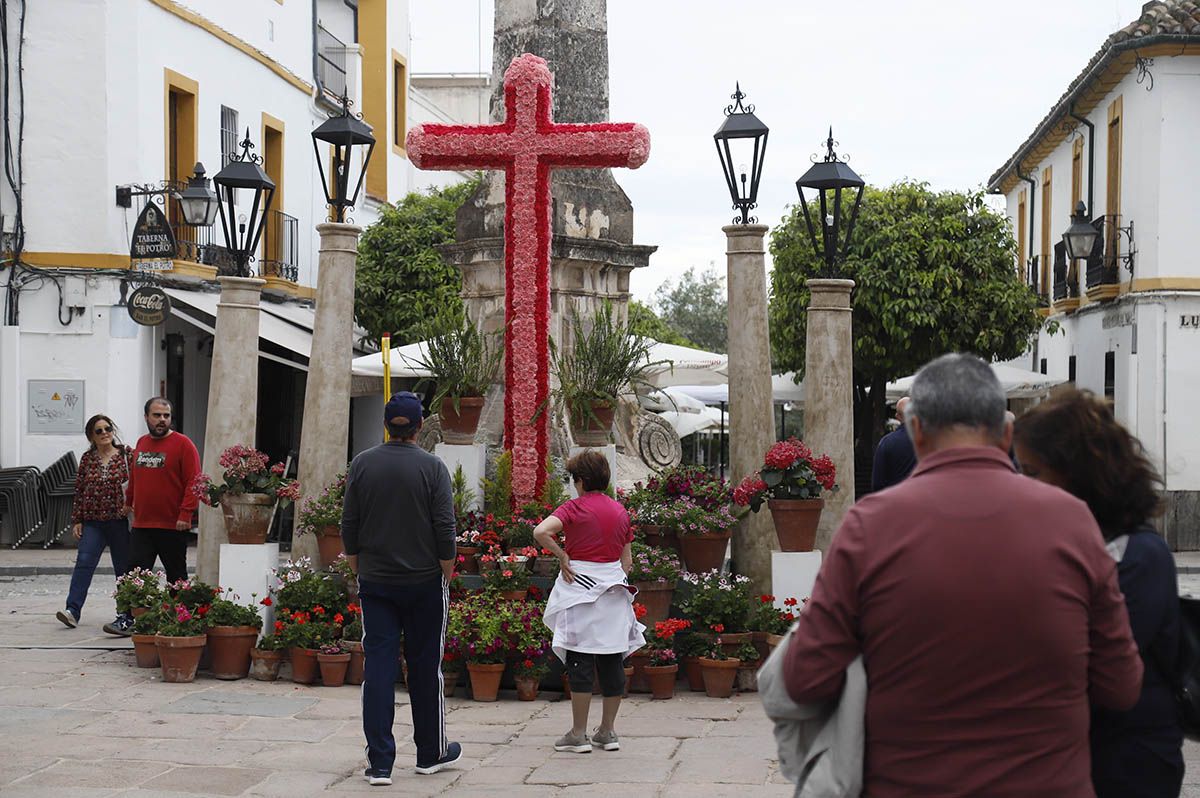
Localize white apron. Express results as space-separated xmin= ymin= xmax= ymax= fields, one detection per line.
xmin=542 ymin=559 xmax=646 ymax=662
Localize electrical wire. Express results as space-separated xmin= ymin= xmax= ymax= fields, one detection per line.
xmin=1 ymin=0 xmax=27 ymax=326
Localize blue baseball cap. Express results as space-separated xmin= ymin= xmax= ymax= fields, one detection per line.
xmin=385 ymin=392 xmax=424 ymax=428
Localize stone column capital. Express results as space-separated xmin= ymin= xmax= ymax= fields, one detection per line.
xmin=316 ymin=222 xmax=364 ymax=240
xmin=722 ymin=224 xmax=770 ymax=253
xmin=215 ymin=276 xmax=266 ymax=309
xmin=805 ymin=278 xmax=855 ymax=311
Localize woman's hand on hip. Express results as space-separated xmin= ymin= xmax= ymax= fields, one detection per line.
xmin=558 ymin=555 xmax=576 ymax=584
xmin=72 ymin=523 xmax=82 ymax=540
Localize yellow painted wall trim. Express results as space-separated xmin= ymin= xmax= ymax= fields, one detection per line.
xmin=1037 ymin=306 xmax=1052 ymax=318
xmin=1130 ymin=277 xmax=1200 ymax=292
xmin=392 ymin=49 xmax=408 ymax=157
xmin=147 ymin=0 xmax=312 ymax=94
xmin=360 ymin=0 xmax=388 ymax=200
xmin=1086 ymin=284 xmax=1121 ymax=302
xmin=167 ymin=260 xmax=218 ymax=279
xmin=22 ymin=252 xmax=131 ymax=270
xmin=1053 ymin=298 xmax=1081 ymax=314
xmin=164 ymin=68 xmax=198 ymax=182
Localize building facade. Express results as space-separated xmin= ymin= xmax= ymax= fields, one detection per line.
xmin=987 ymin=0 xmax=1200 ymax=547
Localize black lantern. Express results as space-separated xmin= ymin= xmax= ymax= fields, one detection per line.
xmin=212 ymin=130 xmax=275 ymax=277
xmin=1062 ymin=200 xmax=1100 ymax=261
xmin=173 ymin=162 xmax=219 ymax=227
xmin=713 ymin=84 xmax=768 ymax=225
xmin=312 ymin=93 xmax=376 ymax=222
xmin=795 ymin=129 xmax=865 ymax=276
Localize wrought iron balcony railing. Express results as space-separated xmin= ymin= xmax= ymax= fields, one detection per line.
xmin=317 ymin=24 xmax=348 ymax=99
xmin=1085 ymin=217 xmax=1118 ymax=291
xmin=260 ymin=208 xmax=299 ymax=283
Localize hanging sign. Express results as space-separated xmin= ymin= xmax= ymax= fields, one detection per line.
xmin=127 ymin=286 xmax=171 ymax=326
xmin=129 ymin=201 xmax=177 ymax=260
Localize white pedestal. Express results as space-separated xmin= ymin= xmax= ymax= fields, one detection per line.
xmin=771 ymin=550 xmax=823 ymax=606
xmin=435 ymin=443 xmax=486 ymax=511
xmin=567 ymin=445 xmax=617 ymax=499
xmin=218 ymin=542 xmax=278 ymax=632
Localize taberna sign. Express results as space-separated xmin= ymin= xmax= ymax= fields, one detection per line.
xmin=127 ymin=286 xmax=171 ymax=326
xmin=129 ymin=202 xmax=177 ymax=260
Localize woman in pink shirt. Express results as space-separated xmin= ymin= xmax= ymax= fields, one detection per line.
xmin=534 ymin=450 xmax=644 ymax=755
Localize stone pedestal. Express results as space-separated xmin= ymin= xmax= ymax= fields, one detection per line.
xmin=724 ymin=225 xmax=776 ymax=595
xmin=198 ymin=277 xmax=265 ymax=584
xmin=219 ymin=542 xmax=278 ymax=631
xmin=771 ymin=550 xmax=822 ymax=606
xmin=804 ymin=279 xmax=856 ymax=551
xmin=293 ymin=223 xmax=363 ymax=563
xmin=435 ymin=443 xmax=486 ymax=511
xmin=567 ymin=445 xmax=616 ymax=499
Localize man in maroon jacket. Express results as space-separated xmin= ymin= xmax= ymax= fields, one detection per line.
xmin=784 ymin=353 xmax=1142 ymax=798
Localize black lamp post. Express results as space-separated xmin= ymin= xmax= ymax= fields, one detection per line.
xmin=174 ymin=162 xmax=219 ymax=227
xmin=713 ymin=84 xmax=768 ymax=225
xmin=795 ymin=129 xmax=865 ymax=277
xmin=212 ymin=130 xmax=276 ymax=277
xmin=312 ymin=93 xmax=376 ymax=223
xmin=1062 ymin=200 xmax=1100 ymax=261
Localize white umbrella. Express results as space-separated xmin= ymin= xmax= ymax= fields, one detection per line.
xmin=350 ymin=341 xmax=432 ymax=378
xmin=658 ymin=409 xmax=718 ymax=438
xmin=886 ymin=362 xmax=1066 ymax=401
xmin=666 ymin=373 xmax=805 ymax=405
xmin=639 ymin=387 xmax=709 ymax=413
xmin=641 ymin=341 xmax=728 ymax=388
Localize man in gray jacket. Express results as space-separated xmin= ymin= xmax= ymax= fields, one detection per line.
xmin=342 ymin=392 xmax=459 ymax=785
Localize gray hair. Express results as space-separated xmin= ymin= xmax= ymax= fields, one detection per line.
xmin=903 ymin=353 xmax=1006 ymax=439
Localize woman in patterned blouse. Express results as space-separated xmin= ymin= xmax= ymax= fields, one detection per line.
xmin=56 ymin=414 xmax=134 ymax=633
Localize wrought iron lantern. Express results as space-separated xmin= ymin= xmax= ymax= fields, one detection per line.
xmin=795 ymin=129 xmax=865 ymax=276
xmin=312 ymin=93 xmax=376 ymax=222
xmin=1062 ymin=200 xmax=1101 ymax=261
xmin=212 ymin=130 xmax=276 ymax=277
xmin=713 ymin=84 xmax=768 ymax=225
xmin=173 ymin=162 xmax=219 ymax=227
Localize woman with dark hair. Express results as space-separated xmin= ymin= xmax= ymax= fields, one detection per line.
xmin=534 ymin=449 xmax=644 ymax=754
xmin=56 ymin=414 xmax=134 ymax=634
xmin=1014 ymin=390 xmax=1183 ymax=798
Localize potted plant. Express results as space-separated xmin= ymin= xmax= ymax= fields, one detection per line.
xmin=205 ymin=592 xmax=264 ymax=680
xmin=482 ymin=555 xmax=531 ymax=601
xmin=191 ymin=445 xmax=301 ymax=544
xmin=250 ymin=633 xmax=286 ymax=681
xmin=444 ymin=602 xmax=468 ymax=699
xmin=459 ymin=595 xmax=509 ymax=702
xmin=734 ymin=642 xmax=761 ymax=692
xmin=643 ymin=618 xmax=689 ymax=700
xmin=733 ymin=437 xmax=838 ymax=552
xmin=747 ymin=594 xmax=799 ymax=661
xmin=155 ymin=601 xmax=211 ymax=683
xmin=510 ymin=601 xmax=552 ymax=701
xmin=629 ymin=541 xmax=681 ymax=625
xmin=113 ymin=567 xmax=163 ymax=618
xmin=675 ymin=502 xmax=738 ymax=574
xmin=679 ymin=570 xmax=752 ymax=655
xmin=698 ymin=643 xmax=740 ymax=699
xmin=411 ymin=310 xmax=502 ymax=444
xmin=295 ymin=472 xmax=346 ymax=567
xmin=130 ymin=608 xmax=162 ymax=668
xmin=278 ymin=610 xmax=333 ymax=685
xmin=341 ymin=608 xmax=364 ymax=686
xmin=626 ymin=603 xmax=651 ymax=692
xmin=676 ymin=630 xmax=710 ymax=692
xmin=621 ymin=483 xmax=677 ymax=553
xmin=317 ymin=640 xmax=352 ymax=687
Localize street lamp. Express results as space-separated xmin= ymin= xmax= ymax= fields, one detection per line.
xmin=795 ymin=128 xmax=865 ymax=276
xmin=212 ymin=130 xmax=276 ymax=277
xmin=312 ymin=93 xmax=376 ymax=223
xmin=1062 ymin=200 xmax=1100 ymax=261
xmin=713 ymin=84 xmax=768 ymax=225
xmin=173 ymin=162 xmax=219 ymax=227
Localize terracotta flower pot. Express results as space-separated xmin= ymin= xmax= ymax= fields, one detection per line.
xmin=640 ymin=524 xmax=681 ymax=555
xmin=206 ymin=625 xmax=259 ymax=680
xmin=249 ymin=648 xmax=283 ymax=681
xmin=467 ymin=662 xmax=506 ymax=702
xmin=570 ymin=403 xmax=615 ymax=447
xmin=627 ymin=648 xmax=651 ymax=693
xmin=131 ymin=606 xmax=150 ymax=619
xmin=678 ymin=531 xmax=731 ymax=574
xmin=219 ymin=493 xmax=274 ymax=545
xmin=290 ymin=647 xmax=320 ymax=685
xmin=623 ymin=665 xmax=634 ymax=698
xmin=561 ymin=671 xmax=572 ymax=698
xmin=458 ymin=546 xmax=480 ymax=574
xmin=682 ymin=656 xmax=706 ymax=692
xmin=699 ymin=656 xmax=740 ymax=698
xmin=766 ymin=633 xmax=785 ymax=656
xmin=736 ymin=665 xmax=758 ymax=693
xmin=631 ymin=580 xmax=675 ymax=625
xmin=767 ymin=498 xmax=823 ymax=552
xmin=644 ymin=664 xmax=678 ymax=700
xmin=440 ymin=396 xmax=486 ymax=444
xmin=716 ymin=631 xmax=752 ymax=659
xmin=515 ymin=675 xmax=539 ymax=701
xmin=443 ymin=669 xmax=460 ymax=698
xmin=750 ymin=631 xmax=772 ymax=663
xmin=498 ymin=588 xmax=527 ymax=601
xmin=315 ymin=524 xmax=344 ymax=568
xmin=344 ymin=640 xmax=364 ymax=685
xmin=318 ymin=652 xmax=351 ymax=687
xmin=155 ymin=634 xmax=206 ymax=683
xmin=131 ymin=633 xmax=160 ymax=668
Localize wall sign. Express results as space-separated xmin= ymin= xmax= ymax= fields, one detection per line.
xmin=1182 ymin=314 xmax=1200 ymax=330
xmin=129 ymin=202 xmax=177 ymax=260
xmin=127 ymin=286 xmax=171 ymax=326
xmin=27 ymin=380 xmax=85 ymax=435
xmin=1102 ymin=311 xmax=1134 ymax=329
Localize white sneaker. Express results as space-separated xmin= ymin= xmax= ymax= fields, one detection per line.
xmin=554 ymin=731 xmax=592 ymax=753
xmin=56 ymin=609 xmax=78 ymax=628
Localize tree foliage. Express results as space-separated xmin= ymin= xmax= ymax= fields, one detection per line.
xmin=628 ymin=300 xmax=693 ymax=347
xmin=354 ymin=177 xmax=481 ymax=345
xmin=653 ymin=266 xmax=728 ymax=353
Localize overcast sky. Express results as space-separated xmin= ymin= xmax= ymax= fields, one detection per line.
xmin=411 ymin=0 xmax=1147 ymax=303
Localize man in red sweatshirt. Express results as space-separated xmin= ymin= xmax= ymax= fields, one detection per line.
xmin=122 ymin=398 xmax=200 ymax=611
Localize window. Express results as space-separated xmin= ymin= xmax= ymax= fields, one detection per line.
xmin=1040 ymin=358 xmax=1048 ymax=375
xmin=1068 ymin=355 xmax=1077 ymax=383
xmin=1017 ymin=191 xmax=1027 ymax=279
xmin=1104 ymin=351 xmax=1115 ymax=399
xmin=1040 ymin=166 xmax=1052 ymax=298
xmin=1071 ymin=136 xmax=1083 ymax=209
xmin=220 ymin=106 xmax=239 ymax=167
xmin=1106 ymin=97 xmax=1122 ymax=260
xmin=393 ymin=54 xmax=407 ymax=151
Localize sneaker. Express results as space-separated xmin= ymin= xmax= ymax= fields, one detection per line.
xmin=55 ymin=609 xmax=79 ymax=628
xmin=592 ymin=728 xmax=619 ymax=751
xmin=363 ymin=768 xmax=392 ymax=786
xmin=553 ymin=731 xmax=592 ymax=753
xmin=102 ymin=615 xmax=133 ymax=637
xmin=415 ymin=741 xmax=462 ymax=775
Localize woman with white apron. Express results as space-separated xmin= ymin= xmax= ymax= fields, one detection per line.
xmin=534 ymin=450 xmax=645 ymax=754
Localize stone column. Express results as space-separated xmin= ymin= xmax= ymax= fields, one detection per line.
xmin=197 ymin=276 xmax=266 ymax=584
xmin=293 ymin=222 xmax=362 ymax=564
xmin=804 ymin=279 xmax=856 ymax=551
xmin=724 ymin=225 xmax=776 ymax=595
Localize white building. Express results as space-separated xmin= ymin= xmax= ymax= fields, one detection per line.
xmin=987 ymin=0 xmax=1200 ymax=548
xmin=0 ymin=0 xmax=485 ymax=545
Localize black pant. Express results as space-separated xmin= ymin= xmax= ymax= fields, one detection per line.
xmin=566 ymin=650 xmax=625 ymax=697
xmin=130 ymin=528 xmax=188 ymax=585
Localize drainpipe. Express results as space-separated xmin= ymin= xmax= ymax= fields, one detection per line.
xmin=1068 ymin=104 xmax=1095 ymax=218
xmin=1016 ymin=163 xmax=1039 ymax=370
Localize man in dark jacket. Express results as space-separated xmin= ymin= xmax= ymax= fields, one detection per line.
xmin=870 ymin=397 xmax=918 ymax=492
xmin=342 ymin=392 xmax=460 ymax=785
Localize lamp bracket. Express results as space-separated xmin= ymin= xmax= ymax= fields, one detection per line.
xmin=1111 ymin=216 xmax=1137 ymax=275
xmin=115 ymin=181 xmax=173 ymax=208
xmin=1135 ymin=54 xmax=1155 ymax=91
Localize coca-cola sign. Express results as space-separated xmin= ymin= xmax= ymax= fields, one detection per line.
xmin=127 ymin=286 xmax=171 ymax=326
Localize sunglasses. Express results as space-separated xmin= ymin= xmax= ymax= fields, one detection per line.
xmin=93 ymin=426 xmax=113 ymax=434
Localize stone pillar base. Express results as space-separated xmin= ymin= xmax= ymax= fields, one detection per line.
xmin=219 ymin=542 xmax=279 ymax=631
xmin=771 ymin=550 xmax=822 ymax=606
xmin=435 ymin=443 xmax=487 ymax=512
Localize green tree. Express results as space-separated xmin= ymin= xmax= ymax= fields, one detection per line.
xmin=354 ymin=177 xmax=481 ymax=344
xmin=628 ymin=300 xmax=693 ymax=346
xmin=653 ymin=267 xmax=727 ymax=353
xmin=769 ymin=181 xmax=1042 ymax=482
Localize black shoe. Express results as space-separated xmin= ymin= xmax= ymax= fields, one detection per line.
xmin=102 ymin=615 xmax=133 ymax=637
xmin=415 ymin=741 xmax=462 ymax=775
xmin=363 ymin=768 xmax=392 ymax=786
xmin=56 ymin=609 xmax=79 ymax=628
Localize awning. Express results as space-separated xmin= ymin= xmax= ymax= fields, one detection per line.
xmin=164 ymin=288 xmax=313 ymax=372
xmin=886 ymin=362 xmax=1066 ymax=401
xmin=660 ymin=373 xmax=805 ymax=406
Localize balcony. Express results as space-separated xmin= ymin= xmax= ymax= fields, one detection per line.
xmin=317 ymin=24 xmax=348 ymax=100
xmin=1084 ymin=217 xmax=1120 ymax=302
xmin=260 ymin=208 xmax=299 ymax=284
xmin=1051 ymin=240 xmax=1079 ymax=313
